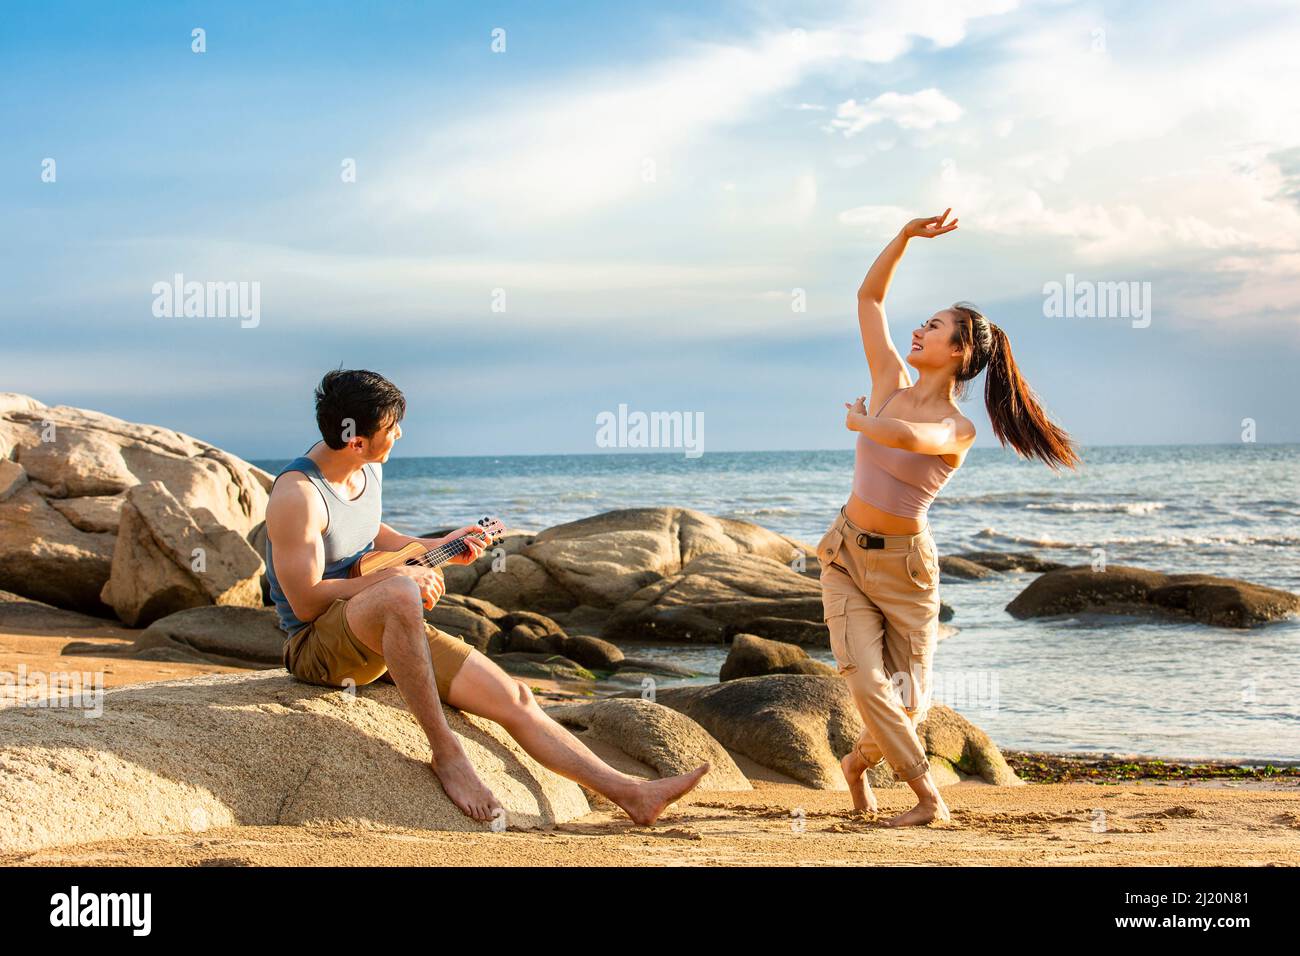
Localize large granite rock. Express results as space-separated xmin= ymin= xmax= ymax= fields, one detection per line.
xmin=423 ymin=594 xmax=506 ymax=653
xmin=544 ymin=698 xmax=750 ymax=791
xmin=448 ymin=509 xmax=807 ymax=614
xmin=0 ymin=395 xmax=272 ymax=618
xmin=940 ymin=550 xmax=1066 ymax=581
xmin=0 ymin=590 xmax=113 ymax=631
xmin=604 ymin=552 xmax=824 ymax=644
xmin=99 ymin=482 xmax=264 ymax=627
xmin=917 ymin=705 xmax=1024 ymax=787
xmin=0 ymin=487 xmax=115 ymax=614
xmin=107 ymin=605 xmax=285 ymax=667
xmin=720 ymin=633 xmax=837 ymax=680
xmin=648 ymin=675 xmax=1020 ymax=790
xmin=0 ymin=671 xmax=590 ymax=853
xmin=1007 ymin=565 xmax=1300 ymax=628
xmin=490 ymin=652 xmax=596 ymax=682
xmin=648 ymin=676 xmax=860 ymax=788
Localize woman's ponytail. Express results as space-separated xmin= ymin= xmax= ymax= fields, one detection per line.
xmin=951 ymin=303 xmax=1080 ymax=471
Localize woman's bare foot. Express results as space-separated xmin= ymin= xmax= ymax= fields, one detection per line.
xmin=615 ymin=763 xmax=711 ymax=825
xmin=882 ymin=792 xmax=951 ymax=828
xmin=430 ymin=745 xmax=502 ymax=823
xmin=840 ymin=751 xmax=878 ymax=813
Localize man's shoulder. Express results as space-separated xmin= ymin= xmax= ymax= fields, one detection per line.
xmin=266 ymin=470 xmax=326 ymax=529
xmin=268 ymin=467 xmax=316 ymax=501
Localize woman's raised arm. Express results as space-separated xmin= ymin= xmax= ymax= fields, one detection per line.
xmin=856 ymin=209 xmax=959 ymax=399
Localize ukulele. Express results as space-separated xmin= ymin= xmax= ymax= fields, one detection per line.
xmin=349 ymin=515 xmax=506 ymax=578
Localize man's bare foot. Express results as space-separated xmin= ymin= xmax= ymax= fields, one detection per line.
xmin=430 ymin=747 xmax=501 ymax=823
xmin=615 ymin=763 xmax=710 ymax=826
xmin=882 ymin=793 xmax=950 ymax=828
xmin=840 ymin=751 xmax=878 ymax=813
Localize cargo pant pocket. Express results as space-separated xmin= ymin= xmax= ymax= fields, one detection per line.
xmin=905 ymin=542 xmax=939 ymax=589
xmin=822 ymin=592 xmax=855 ymax=673
xmin=902 ymin=626 xmax=935 ymax=718
xmin=816 ymin=524 xmax=845 ymax=569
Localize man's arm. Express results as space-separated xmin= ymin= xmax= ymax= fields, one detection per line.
xmin=373 ymin=522 xmax=489 ymax=566
xmin=373 ymin=522 xmax=422 ymax=551
xmin=266 ymin=474 xmax=440 ymax=622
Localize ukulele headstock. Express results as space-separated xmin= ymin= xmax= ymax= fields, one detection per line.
xmin=476 ymin=514 xmax=507 ymax=544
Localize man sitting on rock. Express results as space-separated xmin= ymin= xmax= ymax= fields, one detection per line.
xmin=265 ymin=369 xmax=708 ymax=824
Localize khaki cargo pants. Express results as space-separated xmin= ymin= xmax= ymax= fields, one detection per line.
xmin=817 ymin=507 xmax=941 ymax=783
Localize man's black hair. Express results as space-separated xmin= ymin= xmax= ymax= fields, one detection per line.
xmin=314 ymin=369 xmax=406 ymax=450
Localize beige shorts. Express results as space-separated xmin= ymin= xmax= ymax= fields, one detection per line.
xmin=282 ymin=597 xmax=473 ymax=701
xmin=817 ymin=507 xmax=941 ymax=783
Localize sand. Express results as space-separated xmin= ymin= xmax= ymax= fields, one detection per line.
xmin=3 ymin=624 xmax=1299 ymax=867
xmin=7 ymin=778 xmax=1299 ymax=867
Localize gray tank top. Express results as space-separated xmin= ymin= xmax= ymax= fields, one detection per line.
xmin=265 ymin=443 xmax=383 ymax=634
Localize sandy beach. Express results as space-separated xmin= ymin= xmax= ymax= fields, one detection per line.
xmin=4 ymin=622 xmax=1297 ymax=868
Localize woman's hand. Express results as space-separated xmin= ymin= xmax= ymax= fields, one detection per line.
xmin=844 ymin=395 xmax=868 ymax=431
xmin=901 ymin=208 xmax=958 ymax=239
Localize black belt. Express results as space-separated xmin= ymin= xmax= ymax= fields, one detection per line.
xmin=855 ymin=532 xmax=887 ymax=549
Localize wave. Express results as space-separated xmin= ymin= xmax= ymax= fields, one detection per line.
xmin=973 ymin=528 xmax=1077 ymax=549
xmin=1025 ymin=501 xmax=1166 ymax=515
xmin=935 ymin=491 xmax=1059 ymax=506
xmin=974 ymin=527 xmax=1300 ymax=549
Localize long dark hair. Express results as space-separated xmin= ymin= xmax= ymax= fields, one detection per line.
xmin=949 ymin=302 xmax=1080 ymax=470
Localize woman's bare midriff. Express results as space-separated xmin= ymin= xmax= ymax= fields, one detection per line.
xmin=844 ymin=492 xmax=926 ymax=536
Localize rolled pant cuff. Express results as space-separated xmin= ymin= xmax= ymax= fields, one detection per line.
xmin=854 ymin=742 xmax=881 ymax=767
xmin=891 ymin=755 xmax=931 ymax=783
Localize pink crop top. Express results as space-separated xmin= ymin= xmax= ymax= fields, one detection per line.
xmin=852 ymin=387 xmax=957 ymax=519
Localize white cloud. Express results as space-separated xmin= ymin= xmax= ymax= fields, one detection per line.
xmin=838 ymin=204 xmax=913 ymax=234
xmin=827 ymin=89 xmax=964 ymax=137
xmin=368 ymin=2 xmax=1017 ymax=224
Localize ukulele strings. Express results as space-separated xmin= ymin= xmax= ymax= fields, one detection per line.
xmin=412 ymin=523 xmax=496 ymax=569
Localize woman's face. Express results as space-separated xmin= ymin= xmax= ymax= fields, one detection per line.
xmin=906 ymin=309 xmax=963 ymax=371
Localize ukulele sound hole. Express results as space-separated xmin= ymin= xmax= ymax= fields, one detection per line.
xmin=405 ymin=558 xmax=420 ymax=566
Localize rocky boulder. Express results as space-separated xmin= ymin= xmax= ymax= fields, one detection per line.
xmin=1007 ymin=565 xmax=1300 ymax=628
xmin=74 ymin=605 xmax=287 ymax=667
xmin=453 ymin=508 xmax=807 ymax=613
xmin=556 ymin=634 xmax=625 ymax=670
xmin=917 ymin=705 xmax=1024 ymax=787
xmin=490 ymin=653 xmax=595 ymax=683
xmin=0 ymin=395 xmax=272 ymax=618
xmin=648 ymin=675 xmax=1020 ymax=790
xmin=647 ymin=676 xmax=864 ymax=788
xmin=544 ymin=698 xmax=750 ymax=791
xmin=423 ymin=594 xmax=506 ymax=653
xmin=604 ymin=552 xmax=824 ymax=644
xmin=0 ymin=487 xmax=115 ymax=614
xmin=0 ymin=590 xmax=113 ymax=631
xmin=0 ymin=671 xmax=590 ymax=853
xmin=100 ymin=481 xmax=264 ymax=627
xmin=719 ymin=633 xmax=837 ymax=681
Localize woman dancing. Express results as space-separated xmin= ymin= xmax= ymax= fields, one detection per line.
xmin=819 ymin=208 xmax=1079 ymax=827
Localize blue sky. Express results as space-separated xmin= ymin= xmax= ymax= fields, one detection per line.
xmin=3 ymin=0 xmax=1299 ymax=458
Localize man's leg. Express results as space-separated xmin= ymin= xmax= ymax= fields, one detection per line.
xmin=343 ymin=576 xmax=500 ymax=822
xmin=443 ymin=652 xmax=709 ymax=826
